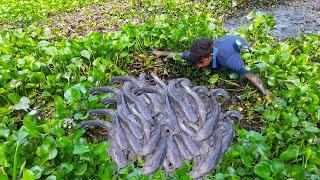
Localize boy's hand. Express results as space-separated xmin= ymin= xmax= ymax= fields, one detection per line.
xmin=149 ymin=50 xmax=181 ymax=59
xmin=150 ymin=50 xmax=166 ymax=58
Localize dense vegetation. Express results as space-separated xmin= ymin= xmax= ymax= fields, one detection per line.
xmin=0 ymin=0 xmax=319 ymax=179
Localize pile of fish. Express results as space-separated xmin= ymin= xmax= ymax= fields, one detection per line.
xmin=81 ymin=73 xmax=240 ymax=178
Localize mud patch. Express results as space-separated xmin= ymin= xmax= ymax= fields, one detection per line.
xmin=42 ymin=0 xmax=141 ymax=37
xmin=225 ymin=0 xmax=320 ymax=40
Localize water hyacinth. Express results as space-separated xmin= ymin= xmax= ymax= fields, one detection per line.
xmin=81 ymin=73 xmax=241 ymax=178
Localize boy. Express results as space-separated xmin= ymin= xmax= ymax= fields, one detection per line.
xmin=151 ymin=35 xmax=270 ymax=95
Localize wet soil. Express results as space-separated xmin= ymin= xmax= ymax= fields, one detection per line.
xmin=42 ymin=0 xmax=141 ymax=38
xmin=225 ymin=0 xmax=320 ymax=40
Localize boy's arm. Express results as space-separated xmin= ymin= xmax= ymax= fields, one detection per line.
xmin=150 ymin=50 xmax=190 ymax=60
xmin=244 ymin=71 xmax=271 ymax=95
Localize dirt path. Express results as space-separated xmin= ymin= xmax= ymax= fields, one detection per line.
xmin=225 ymin=0 xmax=320 ymax=40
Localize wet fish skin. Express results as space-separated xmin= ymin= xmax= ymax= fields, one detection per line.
xmin=104 ymin=110 xmax=129 ymax=151
xmin=140 ymin=118 xmax=162 ymax=156
xmin=173 ymin=135 xmax=193 ymax=161
xmin=101 ymin=98 xmax=118 ymax=106
xmin=194 ymin=86 xmax=209 ymax=94
xmin=180 ymin=131 xmax=200 ymax=157
xmin=168 ymin=80 xmax=198 ymax=123
xmin=110 ymin=76 xmax=141 ymax=87
xmin=123 ymin=82 xmax=153 ymax=121
xmin=117 ymin=106 xmax=144 ymax=140
xmin=218 ymin=119 xmax=235 ymax=153
xmin=89 ymin=86 xmax=117 ymax=95
xmin=224 ymin=110 xmax=241 ymax=121
xmin=138 ymin=73 xmax=147 ymax=85
xmin=142 ymin=137 xmax=167 ymax=175
xmin=195 ymin=97 xmax=220 ymax=141
xmin=166 ymin=135 xmax=183 ymax=169
xmin=88 ymin=109 xmax=111 ymax=116
xmin=162 ymin=158 xmax=175 ymax=173
xmin=176 ymin=112 xmax=196 ymax=137
xmin=150 ymin=72 xmax=167 ymax=89
xmin=180 ymin=80 xmax=207 ymax=124
xmin=157 ymin=83 xmax=180 ymax=134
xmin=81 ymin=120 xmax=112 ymax=130
xmin=107 ymin=141 xmax=128 ymax=170
xmin=125 ymin=128 xmax=143 ymax=154
xmin=190 ymin=134 xmax=223 ymax=179
xmin=128 ymin=104 xmax=152 ymax=140
xmin=176 ymin=78 xmax=199 ymax=123
xmin=209 ymin=88 xmax=230 ymax=100
xmin=133 ymin=86 xmax=166 ymax=104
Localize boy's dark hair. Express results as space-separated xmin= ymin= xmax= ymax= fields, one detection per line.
xmin=189 ymin=37 xmax=213 ymax=64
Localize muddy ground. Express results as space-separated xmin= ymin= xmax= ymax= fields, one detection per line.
xmin=41 ymin=0 xmax=320 ymax=40
xmin=225 ymin=0 xmax=320 ymax=40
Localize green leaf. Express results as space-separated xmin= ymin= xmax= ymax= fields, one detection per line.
xmin=73 ymin=138 xmax=90 ymax=154
xmin=14 ymin=96 xmax=30 ymax=111
xmin=57 ymin=163 xmax=73 ymax=175
xmin=75 ymin=163 xmax=87 ymax=176
xmin=45 ymin=176 xmax=56 ymax=180
xmin=0 ymin=128 xmax=10 ymax=138
xmin=280 ymin=148 xmax=299 ymax=161
xmin=8 ymin=93 xmax=21 ymax=104
xmin=22 ymin=169 xmax=35 ymax=180
xmin=0 ymin=173 xmax=8 ymax=180
xmin=64 ymin=84 xmax=86 ymax=103
xmin=81 ymin=50 xmax=91 ymax=59
xmin=254 ymin=161 xmax=271 ymax=180
xmin=304 ymin=126 xmax=319 ymax=133
xmin=0 ymin=107 xmax=11 ymax=115
xmin=38 ymin=40 xmax=49 ymax=47
xmin=30 ymin=166 xmax=44 ymax=179
xmin=36 ymin=145 xmax=58 ymax=160
xmin=209 ymin=74 xmax=219 ymax=86
xmin=45 ymin=46 xmax=58 ymax=56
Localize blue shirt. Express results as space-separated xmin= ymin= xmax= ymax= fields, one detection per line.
xmin=182 ymin=35 xmax=250 ymax=75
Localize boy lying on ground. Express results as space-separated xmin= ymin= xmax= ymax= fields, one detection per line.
xmin=150 ymin=35 xmax=271 ymax=95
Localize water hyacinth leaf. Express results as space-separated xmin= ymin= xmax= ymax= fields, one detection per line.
xmin=64 ymin=87 xmax=82 ymax=103
xmin=14 ymin=96 xmax=30 ymax=111
xmin=36 ymin=144 xmax=58 ymax=160
xmin=57 ymin=163 xmax=74 ymax=175
xmin=0 ymin=107 xmax=11 ymax=115
xmin=209 ymin=74 xmax=219 ymax=86
xmin=22 ymin=169 xmax=35 ymax=180
xmin=73 ymin=138 xmax=90 ymax=154
xmin=304 ymin=125 xmax=319 ymax=133
xmin=30 ymin=166 xmax=44 ymax=179
xmin=45 ymin=46 xmax=58 ymax=56
xmin=38 ymin=40 xmax=49 ymax=47
xmin=0 ymin=88 xmax=5 ymax=94
xmin=280 ymin=148 xmax=299 ymax=161
xmin=0 ymin=128 xmax=10 ymax=138
xmin=8 ymin=93 xmax=21 ymax=104
xmin=0 ymin=173 xmax=8 ymax=180
xmin=75 ymin=163 xmax=88 ymax=176
xmin=45 ymin=176 xmax=57 ymax=180
xmin=81 ymin=50 xmax=91 ymax=59
xmin=254 ymin=161 xmax=272 ymax=180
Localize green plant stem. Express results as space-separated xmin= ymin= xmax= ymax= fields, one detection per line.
xmin=12 ymin=141 xmax=19 ymax=180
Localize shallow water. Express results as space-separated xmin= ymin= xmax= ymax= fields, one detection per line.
xmin=225 ymin=0 xmax=320 ymax=40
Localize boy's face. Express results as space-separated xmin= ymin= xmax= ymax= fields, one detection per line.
xmin=197 ymin=55 xmax=213 ymax=68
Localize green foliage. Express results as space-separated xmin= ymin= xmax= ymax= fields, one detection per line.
xmin=0 ymin=0 xmax=105 ymax=26
xmin=0 ymin=0 xmax=319 ymax=179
